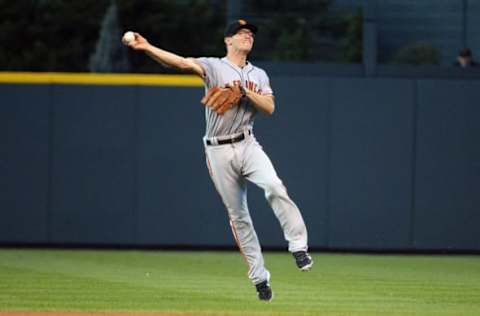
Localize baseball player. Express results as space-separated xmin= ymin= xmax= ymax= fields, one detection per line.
xmin=123 ymin=19 xmax=313 ymax=301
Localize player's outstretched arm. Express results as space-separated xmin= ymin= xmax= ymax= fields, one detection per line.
xmin=245 ymin=90 xmax=275 ymax=115
xmin=123 ymin=32 xmax=204 ymax=78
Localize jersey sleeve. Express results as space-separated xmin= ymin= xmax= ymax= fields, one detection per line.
xmin=259 ymin=69 xmax=273 ymax=96
xmin=195 ymin=57 xmax=218 ymax=88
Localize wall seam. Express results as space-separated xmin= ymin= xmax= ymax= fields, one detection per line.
xmin=46 ymin=84 xmax=54 ymax=243
xmin=132 ymin=86 xmax=140 ymax=246
xmin=409 ymin=80 xmax=419 ymax=248
xmin=325 ymin=79 xmax=333 ymax=248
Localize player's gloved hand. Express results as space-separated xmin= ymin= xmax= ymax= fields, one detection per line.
xmin=201 ymin=83 xmax=245 ymax=115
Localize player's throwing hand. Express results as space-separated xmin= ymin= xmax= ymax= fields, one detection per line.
xmin=122 ymin=32 xmax=149 ymax=51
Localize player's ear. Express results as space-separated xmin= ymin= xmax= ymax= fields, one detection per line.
xmin=224 ymin=37 xmax=232 ymax=46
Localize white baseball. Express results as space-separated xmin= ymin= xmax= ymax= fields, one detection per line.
xmin=123 ymin=31 xmax=135 ymax=44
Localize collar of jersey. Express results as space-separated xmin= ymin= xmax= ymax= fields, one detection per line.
xmin=222 ymin=57 xmax=252 ymax=71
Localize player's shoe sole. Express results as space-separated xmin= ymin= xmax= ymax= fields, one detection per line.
xmin=260 ymin=292 xmax=274 ymax=302
xmin=300 ymin=260 xmax=314 ymax=271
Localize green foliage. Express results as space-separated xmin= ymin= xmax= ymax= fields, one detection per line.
xmin=0 ymin=0 xmax=225 ymax=73
xmin=246 ymin=0 xmax=362 ymax=63
xmin=390 ymin=42 xmax=441 ymax=65
xmin=257 ymin=15 xmax=313 ymax=61
xmin=246 ymin=1 xmax=329 ymax=62
xmin=273 ymin=24 xmax=311 ymax=61
xmin=343 ymin=9 xmax=363 ymax=63
xmin=0 ymin=0 xmax=364 ymax=71
xmin=0 ymin=0 xmax=109 ymax=71
xmin=116 ymin=0 xmax=226 ymax=73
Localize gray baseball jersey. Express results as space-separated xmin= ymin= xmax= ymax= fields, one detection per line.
xmin=196 ymin=57 xmax=273 ymax=138
xmin=197 ymin=56 xmax=309 ymax=286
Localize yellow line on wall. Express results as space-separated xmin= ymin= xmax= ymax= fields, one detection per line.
xmin=0 ymin=72 xmax=204 ymax=87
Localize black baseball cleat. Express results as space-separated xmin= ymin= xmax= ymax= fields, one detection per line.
xmin=255 ymin=280 xmax=273 ymax=301
xmin=292 ymin=251 xmax=314 ymax=271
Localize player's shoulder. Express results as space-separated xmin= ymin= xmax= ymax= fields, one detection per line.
xmin=248 ymin=62 xmax=269 ymax=78
xmin=196 ymin=57 xmax=223 ymax=65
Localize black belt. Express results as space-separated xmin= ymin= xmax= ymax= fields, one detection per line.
xmin=206 ymin=130 xmax=251 ymax=146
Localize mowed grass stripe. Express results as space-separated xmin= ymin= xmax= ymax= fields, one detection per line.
xmin=0 ymin=252 xmax=256 ymax=312
xmin=0 ymin=253 xmax=476 ymax=314
xmin=0 ymin=249 xmax=479 ymax=316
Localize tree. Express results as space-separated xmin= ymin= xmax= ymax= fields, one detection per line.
xmin=269 ymin=16 xmax=312 ymax=61
xmin=117 ymin=0 xmax=225 ymax=73
xmin=390 ymin=42 xmax=441 ymax=65
xmin=0 ymin=0 xmax=108 ymax=71
xmin=343 ymin=9 xmax=362 ymax=63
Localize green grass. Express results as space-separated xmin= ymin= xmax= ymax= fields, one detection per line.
xmin=0 ymin=249 xmax=479 ymax=316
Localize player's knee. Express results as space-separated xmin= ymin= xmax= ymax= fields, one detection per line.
xmin=264 ymin=180 xmax=287 ymax=202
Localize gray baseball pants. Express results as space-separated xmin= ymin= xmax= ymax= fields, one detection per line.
xmin=204 ymin=129 xmax=308 ymax=285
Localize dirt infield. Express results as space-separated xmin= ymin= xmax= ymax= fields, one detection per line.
xmin=0 ymin=313 xmax=219 ymax=316
xmin=0 ymin=313 xmax=182 ymax=316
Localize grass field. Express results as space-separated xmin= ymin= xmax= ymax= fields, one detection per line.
xmin=0 ymin=249 xmax=479 ymax=316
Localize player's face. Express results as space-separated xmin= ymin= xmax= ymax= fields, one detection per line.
xmin=232 ymin=28 xmax=254 ymax=52
xmin=458 ymin=56 xmax=472 ymax=67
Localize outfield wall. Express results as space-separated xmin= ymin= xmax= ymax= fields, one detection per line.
xmin=1 ymin=74 xmax=479 ymax=251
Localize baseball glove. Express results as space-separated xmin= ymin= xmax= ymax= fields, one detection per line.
xmin=201 ymin=84 xmax=244 ymax=114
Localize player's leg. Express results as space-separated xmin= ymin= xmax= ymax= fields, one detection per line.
xmin=205 ymin=146 xmax=271 ymax=287
xmin=243 ymin=138 xmax=313 ymax=270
